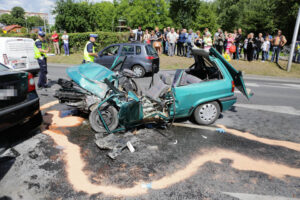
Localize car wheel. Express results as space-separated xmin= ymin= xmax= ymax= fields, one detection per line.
xmin=194 ymin=101 xmax=220 ymax=125
xmin=89 ymin=104 xmax=119 ymax=133
xmin=130 ymin=79 xmax=142 ymax=96
xmin=132 ymin=65 xmax=145 ymax=78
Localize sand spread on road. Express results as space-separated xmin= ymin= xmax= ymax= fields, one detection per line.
xmin=41 ymin=104 xmax=300 ymax=197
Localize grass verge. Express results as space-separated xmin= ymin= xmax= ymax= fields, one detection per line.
xmin=48 ymin=53 xmax=300 ymax=78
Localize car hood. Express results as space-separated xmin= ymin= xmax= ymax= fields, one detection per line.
xmin=192 ymin=47 xmax=253 ymax=99
xmin=67 ymin=62 xmax=116 ymax=98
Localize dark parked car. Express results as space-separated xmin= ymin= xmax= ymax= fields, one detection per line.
xmin=94 ymin=43 xmax=159 ymax=77
xmin=0 ymin=63 xmax=42 ymax=132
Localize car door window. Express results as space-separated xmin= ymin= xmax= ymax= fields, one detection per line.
xmin=121 ymin=45 xmax=134 ymax=55
xmin=102 ymin=45 xmax=120 ymax=56
xmin=136 ymin=46 xmax=141 ymax=55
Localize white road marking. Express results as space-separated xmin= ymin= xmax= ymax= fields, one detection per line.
xmin=223 ymin=192 xmax=300 ymax=200
xmin=245 ymin=83 xmax=260 ymax=87
xmin=235 ymin=103 xmax=300 ymax=116
xmin=245 ymin=82 xmax=300 ymax=90
xmin=282 ymin=83 xmax=300 ymax=89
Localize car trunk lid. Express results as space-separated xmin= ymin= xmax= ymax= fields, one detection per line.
xmin=208 ymin=48 xmax=253 ymax=99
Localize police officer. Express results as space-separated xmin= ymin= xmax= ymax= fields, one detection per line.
xmin=83 ymin=34 xmax=98 ymax=63
xmin=34 ymin=31 xmax=50 ymax=88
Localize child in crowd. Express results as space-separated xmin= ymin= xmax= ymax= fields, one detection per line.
xmin=261 ymin=36 xmax=270 ymax=62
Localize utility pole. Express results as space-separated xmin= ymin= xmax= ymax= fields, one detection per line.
xmin=43 ymin=17 xmax=47 ymax=33
xmin=287 ymin=7 xmax=300 ymax=72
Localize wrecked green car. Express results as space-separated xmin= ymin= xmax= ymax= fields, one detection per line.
xmin=55 ymin=48 xmax=252 ymax=133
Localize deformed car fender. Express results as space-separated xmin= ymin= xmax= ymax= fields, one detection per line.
xmin=67 ymin=62 xmax=117 ymax=99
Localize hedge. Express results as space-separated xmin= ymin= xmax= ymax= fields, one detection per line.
xmin=0 ymin=31 xmax=129 ymax=53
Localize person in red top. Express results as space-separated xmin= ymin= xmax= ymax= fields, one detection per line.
xmin=51 ymin=31 xmax=60 ymax=55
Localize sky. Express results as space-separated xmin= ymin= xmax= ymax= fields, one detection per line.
xmin=0 ymin=0 xmax=112 ymax=25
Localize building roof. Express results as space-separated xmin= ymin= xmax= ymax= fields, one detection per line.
xmin=3 ymin=24 xmax=22 ymax=31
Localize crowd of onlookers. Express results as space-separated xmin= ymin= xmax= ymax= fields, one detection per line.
xmin=129 ymin=26 xmax=300 ymax=64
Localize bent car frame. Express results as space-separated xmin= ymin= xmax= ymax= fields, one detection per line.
xmin=55 ymin=47 xmax=252 ymax=133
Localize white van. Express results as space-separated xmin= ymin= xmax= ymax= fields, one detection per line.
xmin=0 ymin=37 xmax=40 ymax=74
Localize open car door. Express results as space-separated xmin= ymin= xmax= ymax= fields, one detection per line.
xmin=208 ymin=48 xmax=253 ymax=99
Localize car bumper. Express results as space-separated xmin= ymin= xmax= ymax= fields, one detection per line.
xmin=0 ymin=92 xmax=41 ymax=132
xmin=219 ymin=96 xmax=237 ymax=111
xmin=144 ymin=63 xmax=160 ymax=73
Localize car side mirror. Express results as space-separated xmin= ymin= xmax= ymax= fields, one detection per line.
xmin=99 ymin=52 xmax=103 ymax=57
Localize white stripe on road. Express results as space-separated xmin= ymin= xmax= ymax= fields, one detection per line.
xmin=223 ymin=192 xmax=300 ymax=200
xmin=235 ymin=103 xmax=300 ymax=116
xmin=282 ymin=83 xmax=300 ymax=89
xmin=245 ymin=83 xmax=260 ymax=87
xmin=246 ymin=82 xmax=300 ymax=90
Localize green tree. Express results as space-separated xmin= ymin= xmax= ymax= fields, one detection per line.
xmin=53 ymin=0 xmax=97 ymax=32
xmin=0 ymin=13 xmax=14 ymax=25
xmin=11 ymin=6 xmax=25 ymax=19
xmin=0 ymin=7 xmax=26 ymax=26
xmin=93 ymin=2 xmax=116 ymax=31
xmin=272 ymin=0 xmax=299 ymax=42
xmin=116 ymin=0 xmax=173 ymax=30
xmin=26 ymin=16 xmax=44 ymax=29
xmin=216 ymin=0 xmax=243 ymax=32
xmin=169 ymin=0 xmax=201 ymax=28
xmin=193 ymin=2 xmax=218 ymax=33
xmin=240 ymin=0 xmax=276 ymax=35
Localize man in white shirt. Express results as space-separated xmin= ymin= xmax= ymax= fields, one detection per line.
xmin=167 ymin=28 xmax=177 ymax=56
xmin=62 ymin=31 xmax=69 ymax=56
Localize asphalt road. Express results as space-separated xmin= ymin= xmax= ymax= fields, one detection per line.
xmin=0 ymin=64 xmax=300 ymax=200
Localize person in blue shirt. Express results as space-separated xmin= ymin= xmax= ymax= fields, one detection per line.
xmin=34 ymin=31 xmax=50 ymax=89
xmin=178 ymin=29 xmax=187 ymax=56
xmin=186 ymin=29 xmax=197 ymax=58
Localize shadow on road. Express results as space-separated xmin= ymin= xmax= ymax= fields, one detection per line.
xmin=0 ymin=121 xmax=42 ymax=182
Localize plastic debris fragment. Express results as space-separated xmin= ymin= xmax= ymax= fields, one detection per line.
xmin=202 ymin=135 xmax=207 ymax=139
xmin=216 ymin=128 xmax=226 ymax=133
xmin=141 ymin=183 xmax=152 ymax=189
xmin=127 ymin=141 xmax=135 ymax=153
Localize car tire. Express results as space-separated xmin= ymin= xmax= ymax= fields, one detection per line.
xmin=132 ymin=65 xmax=145 ymax=78
xmin=89 ymin=104 xmax=119 ymax=133
xmin=130 ymin=79 xmax=142 ymax=96
xmin=194 ymin=101 xmax=220 ymax=125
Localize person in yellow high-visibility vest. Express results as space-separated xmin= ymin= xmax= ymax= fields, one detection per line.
xmin=83 ymin=34 xmax=98 ymax=63
xmin=34 ymin=31 xmax=50 ymax=89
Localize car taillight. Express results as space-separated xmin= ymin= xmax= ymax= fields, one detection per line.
xmin=231 ymin=81 xmax=235 ymax=93
xmin=3 ymin=54 xmax=8 ymax=65
xmin=146 ymin=56 xmax=155 ymax=60
xmin=28 ymin=73 xmax=35 ymax=92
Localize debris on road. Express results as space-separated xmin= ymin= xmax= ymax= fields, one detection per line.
xmin=95 ymin=132 xmax=138 ymax=159
xmin=0 ymin=147 xmax=20 ymax=160
xmin=60 ymin=109 xmax=78 ymax=118
xmin=216 ymin=128 xmax=226 ymax=133
xmin=126 ymin=141 xmax=135 ymax=153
